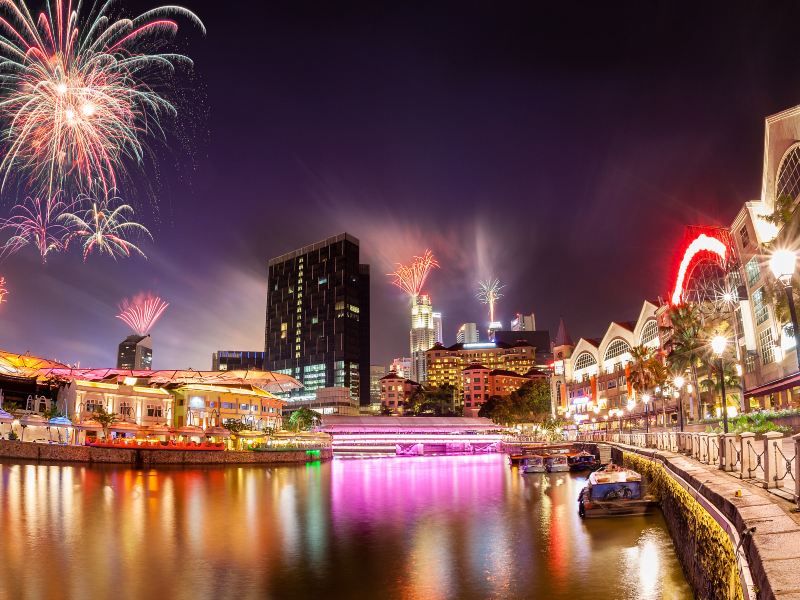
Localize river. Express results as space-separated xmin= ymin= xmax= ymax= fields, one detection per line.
xmin=0 ymin=454 xmax=691 ymax=599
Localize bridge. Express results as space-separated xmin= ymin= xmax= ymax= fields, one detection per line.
xmin=315 ymin=416 xmax=504 ymax=455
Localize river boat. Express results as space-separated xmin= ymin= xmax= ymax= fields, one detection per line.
xmin=577 ymin=464 xmax=656 ymax=518
xmin=521 ymin=455 xmax=546 ymax=473
xmin=545 ymin=454 xmax=569 ymax=472
xmin=568 ymin=450 xmax=601 ymax=472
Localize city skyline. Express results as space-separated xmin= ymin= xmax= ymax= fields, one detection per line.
xmin=4 ymin=2 xmax=800 ymax=368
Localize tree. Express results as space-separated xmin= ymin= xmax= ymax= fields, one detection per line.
xmin=477 ymin=380 xmax=551 ymax=425
xmin=763 ymin=194 xmax=800 ymax=323
xmin=288 ymin=407 xmax=320 ymax=431
xmin=92 ymin=406 xmax=118 ymax=440
xmin=628 ymin=345 xmax=657 ymax=399
xmin=402 ymin=387 xmax=426 ymax=415
xmin=663 ymin=304 xmax=704 ymax=420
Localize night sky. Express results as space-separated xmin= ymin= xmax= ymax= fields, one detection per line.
xmin=3 ymin=1 xmax=800 ymax=369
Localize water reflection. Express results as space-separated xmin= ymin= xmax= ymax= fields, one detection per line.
xmin=0 ymin=455 xmax=690 ymax=599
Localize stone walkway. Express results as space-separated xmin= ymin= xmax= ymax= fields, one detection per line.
xmin=615 ymin=443 xmax=800 ymax=599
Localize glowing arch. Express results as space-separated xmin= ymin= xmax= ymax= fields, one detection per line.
xmin=670 ymin=233 xmax=727 ymax=305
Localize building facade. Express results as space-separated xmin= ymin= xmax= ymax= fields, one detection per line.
xmin=170 ymin=384 xmax=284 ymax=430
xmin=410 ymin=293 xmax=436 ymax=383
xmin=433 ymin=312 xmax=443 ymax=344
xmin=72 ymin=380 xmax=173 ymax=426
xmin=265 ymin=233 xmax=370 ymax=406
xmin=282 ymin=386 xmax=361 ymax=416
xmin=390 ymin=357 xmax=412 ymax=379
xmin=369 ymin=365 xmax=385 ymax=405
xmin=456 ymin=323 xmax=479 ymax=344
xmin=211 ymin=351 xmax=266 ymax=371
xmin=379 ymin=372 xmax=422 ymax=413
xmin=461 ymin=364 xmax=543 ymax=417
xmin=425 ymin=341 xmax=538 ymax=407
xmin=117 ymin=335 xmax=152 ymax=370
xmin=511 ymin=312 xmax=536 ymax=331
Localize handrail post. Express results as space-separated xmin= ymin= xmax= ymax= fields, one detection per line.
xmin=763 ymin=431 xmax=784 ymax=489
xmin=721 ymin=432 xmax=737 ymax=471
xmin=707 ymin=433 xmax=719 ymax=466
xmin=794 ymin=433 xmax=800 ymax=505
xmin=740 ymin=432 xmax=756 ymax=479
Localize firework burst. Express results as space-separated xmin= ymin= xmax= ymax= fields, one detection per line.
xmin=0 ymin=0 xmax=205 ymax=195
xmin=116 ymin=292 xmax=168 ymax=335
xmin=477 ymin=278 xmax=504 ymax=323
xmin=60 ymin=193 xmax=151 ymax=260
xmin=0 ymin=277 xmax=7 ymax=304
xmin=387 ymin=249 xmax=439 ymax=298
xmin=0 ymin=194 xmax=72 ymax=261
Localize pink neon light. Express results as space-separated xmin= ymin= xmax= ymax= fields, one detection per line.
xmin=670 ymin=233 xmax=727 ymax=305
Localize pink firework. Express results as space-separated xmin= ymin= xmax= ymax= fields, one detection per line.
xmin=388 ymin=249 xmax=440 ymax=298
xmin=0 ymin=195 xmax=73 ymax=262
xmin=0 ymin=277 xmax=7 ymax=304
xmin=116 ymin=293 xmax=169 ymax=335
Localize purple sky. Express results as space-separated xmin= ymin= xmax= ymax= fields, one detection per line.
xmin=3 ymin=1 xmax=800 ymax=369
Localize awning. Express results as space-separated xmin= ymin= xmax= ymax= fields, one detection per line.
xmin=19 ymin=414 xmax=48 ymax=427
xmin=176 ymin=425 xmax=204 ymax=436
xmin=0 ymin=409 xmax=13 ymax=423
xmin=76 ymin=419 xmax=103 ymax=431
xmin=48 ymin=417 xmax=73 ymax=428
xmin=142 ymin=424 xmax=174 ymax=436
xmin=204 ymin=426 xmax=231 ymax=438
xmin=745 ymin=372 xmax=800 ymax=398
xmin=110 ymin=421 xmax=139 ymax=433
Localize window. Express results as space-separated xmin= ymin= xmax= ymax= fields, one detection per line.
xmin=240 ymin=403 xmax=249 ymax=410
xmin=222 ymin=402 xmax=234 ymax=409
xmin=607 ymin=379 xmax=617 ymax=389
xmin=753 ymin=287 xmax=769 ymax=325
xmin=640 ymin=320 xmax=658 ymax=346
xmin=776 ymin=143 xmax=800 ymax=203
xmin=146 ymin=405 xmax=163 ymax=418
xmin=603 ymin=339 xmax=631 ymax=362
xmin=739 ymin=225 xmax=751 ymax=249
xmin=745 ymin=353 xmax=757 ymax=374
xmin=119 ymin=401 xmax=132 ymax=417
xmin=759 ymin=328 xmax=775 ymax=365
xmin=745 ymin=257 xmax=760 ymax=286
xmin=573 ymin=352 xmax=597 ymax=371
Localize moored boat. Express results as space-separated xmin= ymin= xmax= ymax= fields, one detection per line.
xmin=577 ymin=463 xmax=656 ymax=518
xmin=521 ymin=455 xmax=546 ymax=473
xmin=545 ymin=454 xmax=569 ymax=472
xmin=568 ymin=450 xmax=601 ymax=471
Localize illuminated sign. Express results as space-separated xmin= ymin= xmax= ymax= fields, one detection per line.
xmin=463 ymin=343 xmax=497 ymax=349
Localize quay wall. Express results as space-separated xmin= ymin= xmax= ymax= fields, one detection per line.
xmin=0 ymin=440 xmax=332 ymax=466
xmin=613 ymin=447 xmax=743 ymax=600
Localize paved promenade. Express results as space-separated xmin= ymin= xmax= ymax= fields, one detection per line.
xmin=614 ymin=442 xmax=800 ymax=600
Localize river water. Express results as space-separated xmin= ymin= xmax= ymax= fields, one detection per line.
xmin=0 ymin=454 xmax=690 ymax=599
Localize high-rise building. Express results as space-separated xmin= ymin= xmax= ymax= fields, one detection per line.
xmin=511 ymin=312 xmax=536 ymax=331
xmin=117 ymin=335 xmax=152 ymax=370
xmin=433 ymin=312 xmax=443 ymax=344
xmin=457 ymin=323 xmax=479 ymax=344
xmin=410 ymin=293 xmax=436 ymax=382
xmin=390 ymin=357 xmax=412 ymax=379
xmin=211 ymin=350 xmax=266 ymax=371
xmin=369 ymin=365 xmax=385 ymax=405
xmin=265 ymin=233 xmax=370 ymax=405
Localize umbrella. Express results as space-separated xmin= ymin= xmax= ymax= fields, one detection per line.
xmin=75 ymin=419 xmax=103 ymax=431
xmin=176 ymin=425 xmax=204 ymax=437
xmin=110 ymin=421 xmax=139 ymax=435
xmin=142 ymin=424 xmax=174 ymax=436
xmin=47 ymin=417 xmax=72 ymax=428
xmin=204 ymin=426 xmax=231 ymax=438
xmin=19 ymin=414 xmax=48 ymax=427
xmin=0 ymin=409 xmax=13 ymax=423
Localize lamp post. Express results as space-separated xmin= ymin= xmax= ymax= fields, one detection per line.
xmin=642 ymin=393 xmax=651 ymax=433
xmin=674 ymin=375 xmax=685 ymax=432
xmin=626 ymin=399 xmax=635 ymax=434
xmin=770 ymin=249 xmax=800 ymax=371
xmin=711 ymin=335 xmax=729 ymax=434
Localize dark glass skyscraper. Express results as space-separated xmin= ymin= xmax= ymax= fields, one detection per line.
xmin=265 ymin=233 xmax=370 ymax=405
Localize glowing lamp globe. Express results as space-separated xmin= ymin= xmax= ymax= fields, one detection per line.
xmin=711 ymin=335 xmax=727 ymax=356
xmin=642 ymin=394 xmax=651 ymax=404
xmin=674 ymin=375 xmax=685 ymax=389
xmin=770 ymin=249 xmax=796 ymax=286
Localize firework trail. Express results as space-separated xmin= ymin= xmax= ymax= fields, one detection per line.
xmin=60 ymin=193 xmax=151 ymax=260
xmin=387 ymin=249 xmax=439 ymax=298
xmin=477 ymin=278 xmax=504 ymax=323
xmin=0 ymin=277 xmax=7 ymax=304
xmin=0 ymin=0 xmax=205 ymax=196
xmin=117 ymin=293 xmax=168 ymax=335
xmin=0 ymin=194 xmax=73 ymax=262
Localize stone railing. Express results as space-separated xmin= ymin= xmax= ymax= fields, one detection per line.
xmin=577 ymin=429 xmax=800 ymax=503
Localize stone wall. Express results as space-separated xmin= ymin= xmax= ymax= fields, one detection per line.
xmin=0 ymin=440 xmax=332 ymax=466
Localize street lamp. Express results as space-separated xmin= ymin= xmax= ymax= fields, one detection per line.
xmin=711 ymin=335 xmax=729 ymax=434
xmin=674 ymin=375 xmax=685 ymax=432
xmin=642 ymin=393 xmax=651 ymax=433
xmin=770 ymin=249 xmax=800 ymax=371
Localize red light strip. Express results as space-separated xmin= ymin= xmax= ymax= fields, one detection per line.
xmin=670 ymin=233 xmax=727 ymax=305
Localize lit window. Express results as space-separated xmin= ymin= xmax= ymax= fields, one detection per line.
xmin=759 ymin=328 xmax=775 ymax=365
xmin=752 ymin=288 xmax=768 ymax=325
xmin=745 ymin=257 xmax=760 ymax=286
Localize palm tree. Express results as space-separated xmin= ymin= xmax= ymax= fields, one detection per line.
xmin=700 ymin=360 xmax=741 ymax=415
xmin=663 ymin=304 xmax=704 ymax=420
xmin=628 ymin=345 xmax=658 ymax=429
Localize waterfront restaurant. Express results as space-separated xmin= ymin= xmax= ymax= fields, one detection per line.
xmin=170 ymin=384 xmax=285 ymax=430
xmin=69 ymin=380 xmax=174 ymax=428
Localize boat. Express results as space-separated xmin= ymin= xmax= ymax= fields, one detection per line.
xmin=568 ymin=450 xmax=601 ymax=471
xmin=520 ymin=455 xmax=546 ymax=473
xmin=545 ymin=454 xmax=569 ymax=472
xmin=577 ymin=464 xmax=656 ymax=518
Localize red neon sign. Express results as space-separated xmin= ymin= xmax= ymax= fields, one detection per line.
xmin=670 ymin=233 xmax=727 ymax=305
